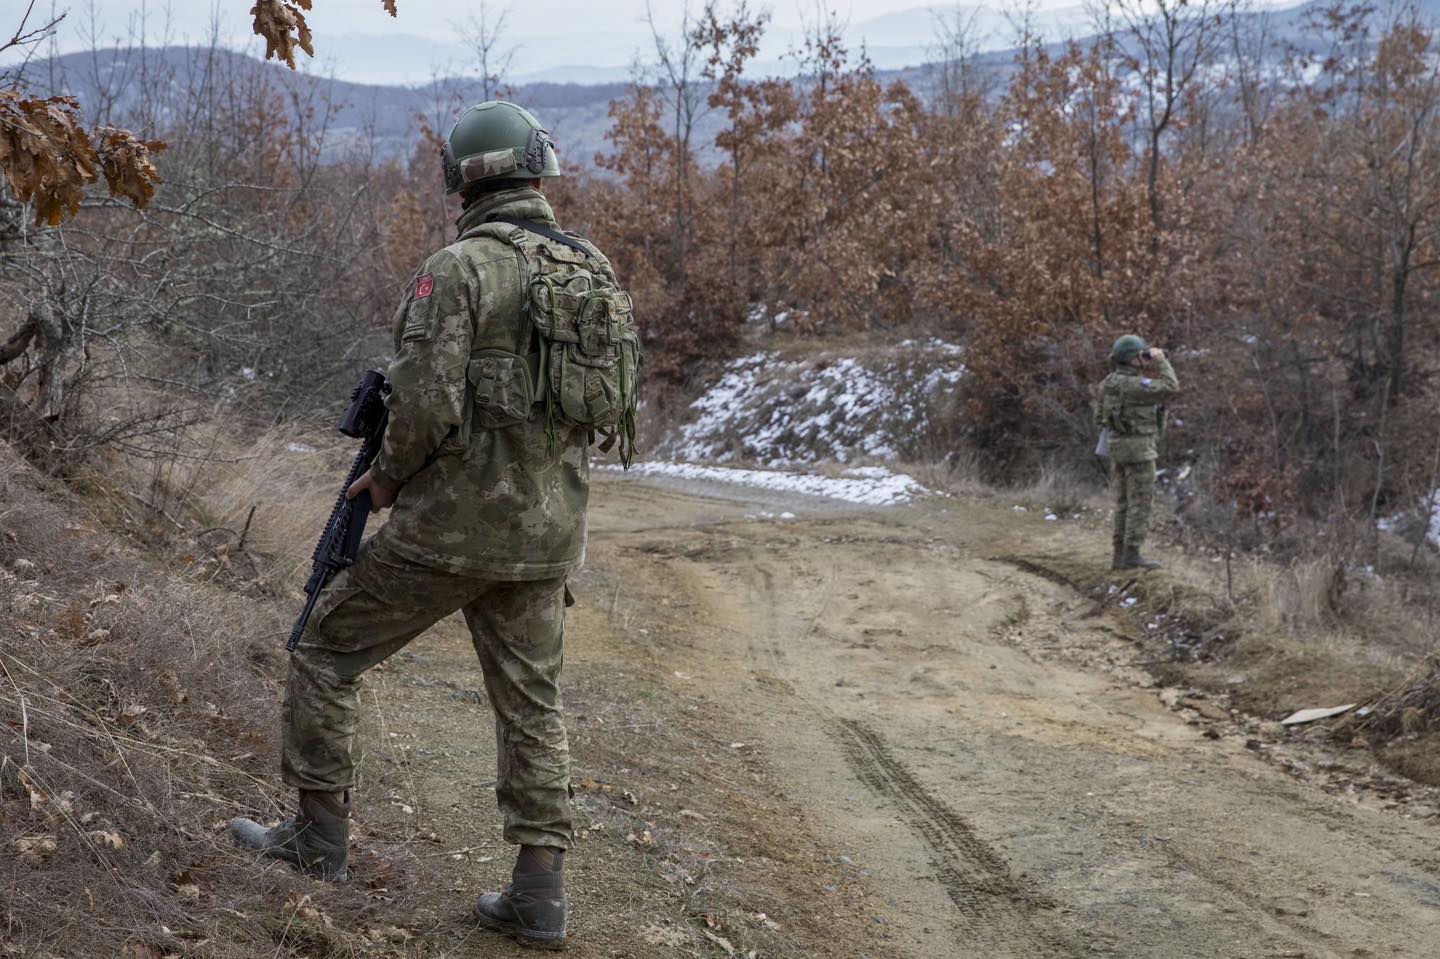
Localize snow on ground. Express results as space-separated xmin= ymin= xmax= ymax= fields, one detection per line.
xmin=661 ymin=343 xmax=967 ymax=467
xmin=605 ymin=462 xmax=929 ymax=506
xmin=1379 ymin=491 xmax=1440 ymax=548
xmin=627 ymin=341 xmax=965 ymax=509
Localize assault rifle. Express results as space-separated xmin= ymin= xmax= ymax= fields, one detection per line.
xmin=286 ymin=369 xmax=391 ymax=651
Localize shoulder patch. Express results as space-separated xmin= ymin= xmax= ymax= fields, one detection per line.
xmin=1140 ymin=377 xmax=1153 ymax=387
xmin=416 ymin=273 xmax=435 ymax=299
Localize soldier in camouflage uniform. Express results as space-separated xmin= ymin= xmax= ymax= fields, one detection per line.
xmin=1094 ymin=335 xmax=1179 ymax=570
xmin=231 ymin=101 xmax=626 ymax=950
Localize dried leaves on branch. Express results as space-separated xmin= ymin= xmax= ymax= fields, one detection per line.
xmin=0 ymin=90 xmax=164 ymax=225
xmin=251 ymin=0 xmax=398 ymax=70
xmin=94 ymin=126 xmax=165 ymax=209
xmin=250 ymin=0 xmax=314 ymax=70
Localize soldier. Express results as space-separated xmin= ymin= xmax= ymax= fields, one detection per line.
xmin=1095 ymin=334 xmax=1179 ymax=571
xmin=231 ymin=100 xmax=637 ymax=950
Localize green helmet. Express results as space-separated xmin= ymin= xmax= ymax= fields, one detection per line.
xmin=1111 ymin=334 xmax=1147 ymax=364
xmin=441 ymin=100 xmax=561 ymax=195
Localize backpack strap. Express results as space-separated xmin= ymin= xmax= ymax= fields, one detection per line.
xmin=489 ymin=217 xmax=593 ymax=257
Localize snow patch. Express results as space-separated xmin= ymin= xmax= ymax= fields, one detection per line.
xmin=606 ymin=461 xmax=928 ymax=506
xmin=1379 ymin=491 xmax=1440 ymax=548
xmin=663 ymin=346 xmax=967 ymax=467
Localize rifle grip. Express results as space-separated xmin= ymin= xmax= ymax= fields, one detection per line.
xmin=344 ymin=490 xmax=374 ymax=558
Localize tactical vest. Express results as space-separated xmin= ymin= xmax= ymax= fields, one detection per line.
xmin=459 ymin=218 xmax=642 ymax=466
xmin=1099 ymin=372 xmax=1164 ymax=438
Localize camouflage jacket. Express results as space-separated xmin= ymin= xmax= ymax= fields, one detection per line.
xmin=370 ymin=188 xmax=601 ymax=579
xmin=1093 ymin=357 xmax=1180 ymax=464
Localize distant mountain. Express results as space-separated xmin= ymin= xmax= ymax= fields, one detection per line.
xmin=314 ymin=5 xmax=1101 ymax=85
xmin=17 ymin=45 xmax=633 ymax=168
xmin=16 ymin=0 xmax=1433 ymax=171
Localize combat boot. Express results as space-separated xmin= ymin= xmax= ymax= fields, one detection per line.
xmin=230 ymin=789 xmax=350 ymax=880
xmin=473 ymin=845 xmax=567 ymax=949
xmin=1119 ymin=548 xmax=1161 ymax=571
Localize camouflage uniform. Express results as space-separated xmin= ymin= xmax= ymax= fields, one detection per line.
xmin=283 ymin=187 xmax=609 ymax=850
xmin=1095 ymin=356 xmax=1179 ymax=562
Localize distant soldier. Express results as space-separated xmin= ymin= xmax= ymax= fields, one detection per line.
xmin=231 ymin=101 xmax=639 ymax=950
xmin=1095 ymin=335 xmax=1179 ymax=570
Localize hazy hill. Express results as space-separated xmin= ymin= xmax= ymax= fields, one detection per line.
xmin=15 ymin=0 xmax=1433 ymax=169
xmin=19 ymin=45 xmax=632 ymax=167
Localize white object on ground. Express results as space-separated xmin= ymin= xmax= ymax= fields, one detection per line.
xmin=1280 ymin=704 xmax=1357 ymax=727
xmin=604 ymin=461 xmax=928 ymax=506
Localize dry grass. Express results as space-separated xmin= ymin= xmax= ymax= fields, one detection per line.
xmin=128 ymin=417 xmax=352 ymax=578
xmin=0 ymin=434 xmax=408 ymax=958
xmin=1001 ymin=459 xmax=1110 ymax=518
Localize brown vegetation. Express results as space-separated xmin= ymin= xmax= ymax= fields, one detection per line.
xmin=548 ymin=2 xmax=1440 ymax=571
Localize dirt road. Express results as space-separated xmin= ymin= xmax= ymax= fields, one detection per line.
xmin=353 ymin=475 xmax=1440 ymax=958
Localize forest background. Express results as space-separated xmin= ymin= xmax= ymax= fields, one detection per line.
xmin=5 ymin=0 xmax=1440 ymax=564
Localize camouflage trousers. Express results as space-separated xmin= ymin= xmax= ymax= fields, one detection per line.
xmin=282 ymin=529 xmax=573 ymax=849
xmin=1111 ymin=459 xmax=1156 ymax=555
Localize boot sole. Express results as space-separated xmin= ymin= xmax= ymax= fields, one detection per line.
xmin=472 ymin=908 xmax=567 ymax=951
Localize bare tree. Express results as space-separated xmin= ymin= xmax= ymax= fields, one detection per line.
xmin=455 ymin=0 xmax=517 ymax=101
xmin=644 ymin=0 xmax=708 ymax=282
xmin=929 ymin=4 xmax=990 ymax=113
xmin=1108 ymin=0 xmax=1235 ymax=230
xmin=1 ymin=0 xmax=65 ymax=86
xmin=1228 ymin=0 xmax=1277 ymax=146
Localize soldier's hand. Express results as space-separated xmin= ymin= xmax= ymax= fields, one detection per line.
xmin=347 ymin=470 xmax=397 ymax=512
xmin=1147 ymin=347 xmax=1166 ymax=362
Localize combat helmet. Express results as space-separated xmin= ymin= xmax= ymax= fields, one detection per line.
xmin=1110 ymin=334 xmax=1147 ymax=364
xmin=441 ymin=100 xmax=561 ymax=195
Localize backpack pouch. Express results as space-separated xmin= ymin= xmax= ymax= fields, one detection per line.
xmin=468 ymin=349 xmax=536 ymax=430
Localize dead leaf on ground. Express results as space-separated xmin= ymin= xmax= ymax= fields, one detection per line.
xmin=18 ymin=768 xmax=48 ymax=811
xmin=174 ymin=869 xmax=201 ymax=900
xmin=642 ymin=923 xmax=689 ymax=946
xmin=703 ymin=929 xmax=737 ymax=955
xmin=88 ymin=829 xmax=125 ymax=851
xmin=14 ymin=834 xmax=58 ymax=865
xmin=157 ymin=670 xmax=187 ymax=705
xmin=55 ymin=602 xmax=89 ymax=640
xmin=282 ymin=891 xmax=332 ymax=926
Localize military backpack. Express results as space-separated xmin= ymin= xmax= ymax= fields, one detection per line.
xmin=462 ymin=217 xmax=642 ymax=466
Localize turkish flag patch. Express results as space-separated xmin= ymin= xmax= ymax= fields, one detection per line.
xmin=415 ymin=273 xmax=435 ymax=299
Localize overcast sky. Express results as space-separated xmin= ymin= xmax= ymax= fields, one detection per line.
xmin=8 ymin=0 xmax=1296 ymax=85
xmin=36 ymin=1 xmax=1065 ymax=42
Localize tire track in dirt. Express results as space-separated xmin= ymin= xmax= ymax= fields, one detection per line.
xmin=735 ymin=544 xmax=1083 ymax=957
xmin=595 ymin=480 xmax=1440 ymax=959
xmin=835 ymin=718 xmax=1075 ymax=958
